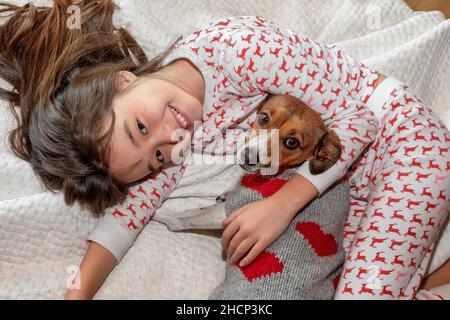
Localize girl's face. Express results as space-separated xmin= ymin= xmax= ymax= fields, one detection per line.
xmin=108 ymin=70 xmax=203 ymax=184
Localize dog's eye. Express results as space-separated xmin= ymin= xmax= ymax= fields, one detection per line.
xmin=284 ymin=137 xmax=300 ymax=149
xmin=258 ymin=112 xmax=270 ymax=125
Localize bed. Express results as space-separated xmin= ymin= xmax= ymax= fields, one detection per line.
xmin=0 ymin=0 xmax=449 ymax=299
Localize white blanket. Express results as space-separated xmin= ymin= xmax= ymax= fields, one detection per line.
xmin=1 ymin=0 xmax=449 ymax=299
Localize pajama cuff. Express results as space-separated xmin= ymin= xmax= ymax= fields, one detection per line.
xmin=294 ymin=161 xmax=343 ymax=195
xmin=86 ymin=214 xmax=136 ymax=264
xmin=365 ymin=76 xmax=403 ymax=120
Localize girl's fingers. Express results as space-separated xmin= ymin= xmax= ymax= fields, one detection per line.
xmin=223 ymin=206 xmax=246 ymax=225
xmin=239 ymin=241 xmax=266 ymax=268
xmin=221 ymin=220 xmax=240 ymax=250
xmin=227 ymin=228 xmax=249 ymax=258
xmin=230 ymin=237 xmax=256 ymax=265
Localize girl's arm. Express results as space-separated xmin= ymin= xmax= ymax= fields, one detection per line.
xmin=66 ymin=163 xmax=185 ymax=299
xmin=65 ymin=241 xmax=116 ymax=300
xmin=222 ymin=16 xmax=380 ymax=264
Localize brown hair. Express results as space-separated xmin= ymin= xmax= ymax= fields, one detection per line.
xmin=0 ymin=0 xmax=182 ymax=214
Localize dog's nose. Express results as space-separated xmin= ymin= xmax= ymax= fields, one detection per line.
xmin=240 ymin=147 xmax=259 ymax=166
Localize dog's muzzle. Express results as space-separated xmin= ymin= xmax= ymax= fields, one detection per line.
xmin=238 ymin=131 xmax=274 ymax=172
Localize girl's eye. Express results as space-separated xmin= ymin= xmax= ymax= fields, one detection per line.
xmin=137 ymin=120 xmax=148 ymax=135
xmin=156 ymin=150 xmax=165 ymax=163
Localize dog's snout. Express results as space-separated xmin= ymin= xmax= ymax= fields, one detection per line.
xmin=243 ymin=147 xmax=259 ymax=165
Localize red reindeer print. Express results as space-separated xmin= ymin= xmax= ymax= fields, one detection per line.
xmin=322 ymin=99 xmax=336 ymax=110
xmin=427 ymin=160 xmax=441 ymax=170
xmin=236 ymin=47 xmax=250 ymax=60
xmin=412 ymin=119 xmax=424 ymax=127
xmin=380 ymin=269 xmax=395 ymax=277
xmin=269 ymin=46 xmax=282 ymax=57
xmin=286 ymin=76 xmax=299 ymax=87
xmin=342 ymin=282 xmax=354 ymax=295
xmin=404 ymin=227 xmax=417 ymax=239
xmin=270 ymin=73 xmax=281 ymax=88
xmin=387 ymin=197 xmax=403 ymax=207
xmin=151 ymin=188 xmax=161 ymax=200
xmin=406 ymin=200 xmax=422 ymax=210
xmin=280 ymin=58 xmax=290 ymax=72
xmin=127 ymin=204 xmax=137 ymax=218
xmin=256 ymin=77 xmax=269 ymax=87
xmin=368 ymin=221 xmax=380 ymax=233
xmin=331 ymin=87 xmax=342 ymax=96
xmin=295 ymin=62 xmax=307 ymax=72
xmin=414 ymin=132 xmax=426 ymax=141
xmin=358 ymin=284 xmax=374 ymax=295
xmin=381 ymin=285 xmax=394 ymax=298
xmin=392 ymin=255 xmax=405 ymax=267
xmin=346 ymin=124 xmax=359 ymax=134
xmin=372 ymin=251 xmax=387 ymax=264
xmin=386 ymin=224 xmax=401 ymax=235
xmin=390 ymin=240 xmax=406 ymax=250
xmin=299 ymin=83 xmax=312 ymax=93
xmin=402 ymin=184 xmax=415 ymax=195
xmin=421 ymin=230 xmax=430 ymax=241
xmin=426 ymin=217 xmax=436 ymax=228
xmin=430 ymin=132 xmax=441 ymax=142
xmin=409 ymin=258 xmax=417 ymax=269
xmin=416 ymin=173 xmax=431 ymax=182
xmin=355 ymin=251 xmax=368 ymax=262
xmin=397 ymin=171 xmax=412 ymax=180
xmin=403 ymin=146 xmax=417 ymax=156
xmin=408 ymin=242 xmax=420 ymax=253
xmin=370 ymin=238 xmax=388 ymax=249
xmin=112 ymin=209 xmax=126 ymax=218
xmin=355 ymin=236 xmax=369 ymax=247
xmin=425 ymin=202 xmax=438 ymax=213
xmin=254 ymin=43 xmax=265 ymax=58
xmin=438 ymin=190 xmax=447 ymax=201
xmin=422 ymin=146 xmax=433 ymax=155
xmin=140 ymin=201 xmax=150 ymax=210
xmin=410 ymin=158 xmax=423 ymax=169
xmin=343 ymin=267 xmax=355 ymax=279
xmin=391 ymin=210 xmax=406 ymax=221
xmin=356 ymin=268 xmax=369 ymax=279
xmin=410 ymin=214 xmax=423 ymax=226
xmin=438 ymin=147 xmax=449 ymax=156
xmin=421 ymin=187 xmax=432 ymax=198
xmin=127 ymin=219 xmax=139 ymax=231
xmin=307 ymin=69 xmax=318 ymax=80
xmin=391 ymin=101 xmax=403 ymax=111
xmin=372 ymin=208 xmax=385 ymax=218
xmin=315 ymin=81 xmax=325 ymax=94
xmin=241 ymin=33 xmax=254 ymax=43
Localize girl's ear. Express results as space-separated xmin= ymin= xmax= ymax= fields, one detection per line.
xmin=116 ymin=71 xmax=138 ymax=88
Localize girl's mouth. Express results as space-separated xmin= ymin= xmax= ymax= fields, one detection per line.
xmin=169 ymin=105 xmax=192 ymax=130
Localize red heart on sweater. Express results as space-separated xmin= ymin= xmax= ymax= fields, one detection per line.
xmin=241 ymin=173 xmax=288 ymax=198
xmin=238 ymin=251 xmax=284 ymax=282
xmin=296 ymin=222 xmax=338 ymax=257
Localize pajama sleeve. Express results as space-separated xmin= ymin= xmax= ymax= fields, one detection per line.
xmin=86 ymin=163 xmax=185 ymax=263
xmin=223 ymin=17 xmax=379 ymax=194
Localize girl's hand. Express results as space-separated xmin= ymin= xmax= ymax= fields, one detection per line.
xmin=221 ymin=196 xmax=294 ymax=267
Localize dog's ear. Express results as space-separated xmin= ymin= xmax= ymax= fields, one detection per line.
xmin=309 ymin=130 xmax=342 ymax=175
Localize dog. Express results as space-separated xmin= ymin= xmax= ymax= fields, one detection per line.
xmin=239 ymin=94 xmax=342 ymax=175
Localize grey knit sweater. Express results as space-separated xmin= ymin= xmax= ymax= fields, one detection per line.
xmin=209 ymin=168 xmax=350 ymax=300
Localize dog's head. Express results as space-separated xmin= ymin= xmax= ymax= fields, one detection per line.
xmin=239 ymin=94 xmax=342 ymax=175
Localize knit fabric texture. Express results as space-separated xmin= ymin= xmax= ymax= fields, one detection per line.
xmin=209 ymin=168 xmax=350 ymax=300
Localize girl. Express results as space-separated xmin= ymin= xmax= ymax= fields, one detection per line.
xmin=0 ymin=1 xmax=448 ymax=300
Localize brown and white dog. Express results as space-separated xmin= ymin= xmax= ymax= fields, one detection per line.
xmin=239 ymin=94 xmax=342 ymax=175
